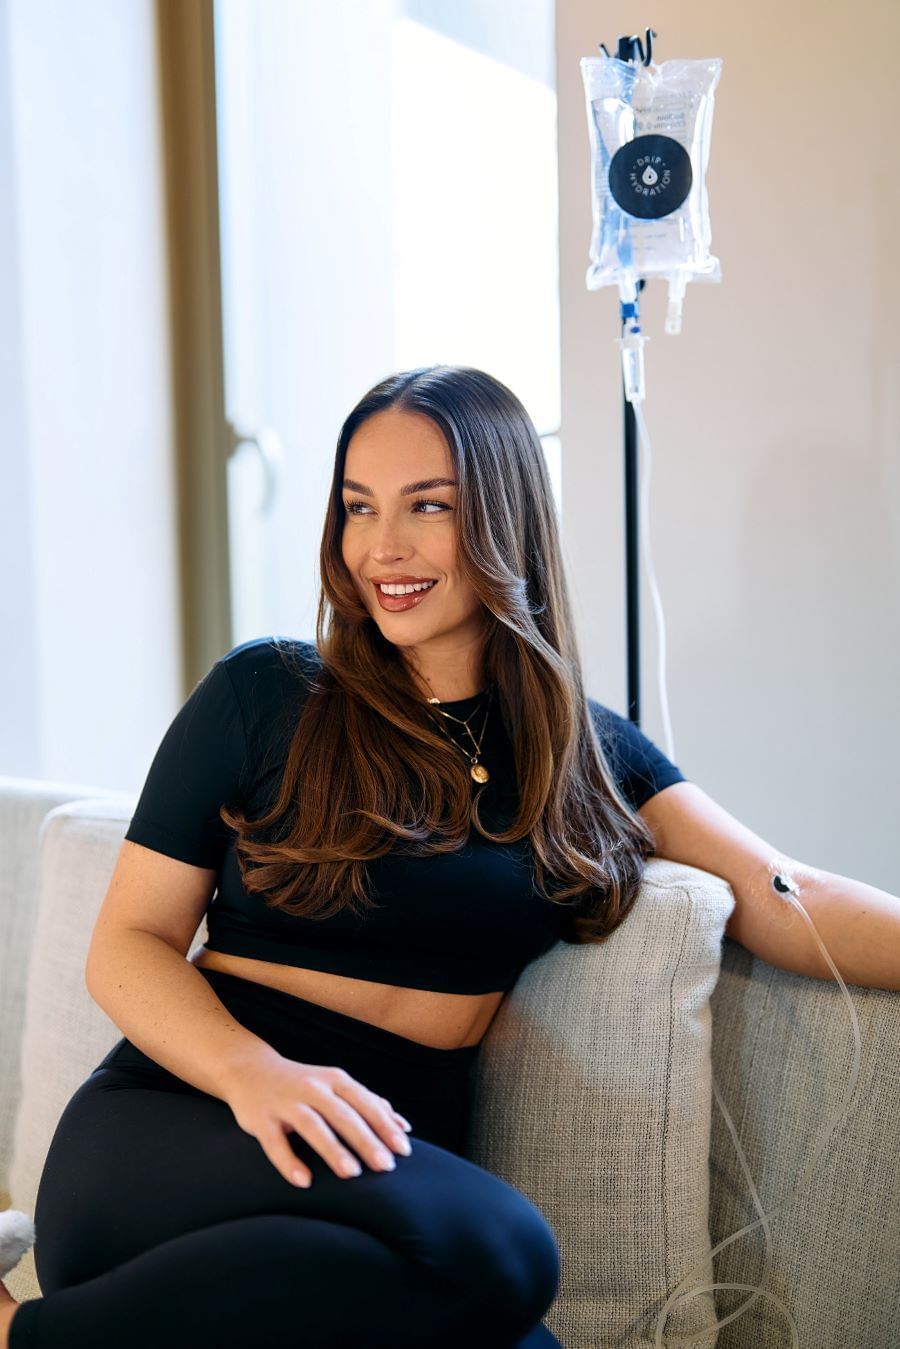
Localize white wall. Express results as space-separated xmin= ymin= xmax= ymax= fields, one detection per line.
xmin=0 ymin=0 xmax=37 ymax=770
xmin=557 ymin=0 xmax=900 ymax=888
xmin=0 ymin=0 xmax=179 ymax=792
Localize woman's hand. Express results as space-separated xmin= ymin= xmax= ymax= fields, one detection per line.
xmin=225 ymin=1052 xmax=413 ymax=1188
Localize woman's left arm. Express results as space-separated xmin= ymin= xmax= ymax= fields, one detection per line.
xmin=637 ymin=781 xmax=900 ymax=992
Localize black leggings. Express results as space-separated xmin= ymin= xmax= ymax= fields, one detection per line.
xmin=10 ymin=967 xmax=562 ymax=1348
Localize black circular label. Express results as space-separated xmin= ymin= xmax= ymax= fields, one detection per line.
xmin=608 ymin=134 xmax=693 ymax=220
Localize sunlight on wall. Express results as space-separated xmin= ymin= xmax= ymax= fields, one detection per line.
xmin=391 ymin=18 xmax=560 ymax=478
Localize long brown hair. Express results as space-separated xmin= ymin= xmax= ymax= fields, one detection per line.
xmin=220 ymin=365 xmax=657 ymax=944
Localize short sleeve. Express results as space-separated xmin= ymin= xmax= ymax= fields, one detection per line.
xmin=589 ymin=700 xmax=688 ymax=811
xmin=123 ymin=658 xmax=248 ymax=869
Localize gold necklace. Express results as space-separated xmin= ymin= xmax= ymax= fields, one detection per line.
xmin=421 ymin=677 xmax=494 ymax=783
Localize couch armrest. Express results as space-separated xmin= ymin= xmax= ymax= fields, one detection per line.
xmin=709 ymin=937 xmax=900 ymax=1347
xmin=0 ymin=777 xmax=133 ymax=1204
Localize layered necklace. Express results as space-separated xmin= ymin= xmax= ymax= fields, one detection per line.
xmin=420 ymin=673 xmax=495 ymax=783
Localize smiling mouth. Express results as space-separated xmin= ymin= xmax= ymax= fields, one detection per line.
xmin=372 ymin=579 xmax=440 ymax=610
xmin=373 ymin=580 xmax=438 ymax=593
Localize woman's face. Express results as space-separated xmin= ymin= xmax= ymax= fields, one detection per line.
xmin=341 ymin=408 xmax=489 ymax=677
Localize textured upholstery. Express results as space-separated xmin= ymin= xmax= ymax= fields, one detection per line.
xmin=707 ymin=942 xmax=900 ymax=1347
xmin=467 ymin=861 xmax=732 ymax=1348
xmin=0 ymin=777 xmax=133 ymax=1204
xmin=0 ymin=780 xmax=207 ymax=1309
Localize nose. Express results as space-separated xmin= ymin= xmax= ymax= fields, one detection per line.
xmin=370 ymin=514 xmax=415 ymax=561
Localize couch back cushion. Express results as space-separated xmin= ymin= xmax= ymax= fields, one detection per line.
xmin=466 ymin=858 xmax=734 ymax=1348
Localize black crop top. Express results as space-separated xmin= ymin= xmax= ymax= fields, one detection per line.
xmin=123 ymin=637 xmax=688 ymax=993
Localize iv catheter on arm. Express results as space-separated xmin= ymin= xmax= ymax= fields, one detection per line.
xmin=639 ymin=783 xmax=900 ymax=995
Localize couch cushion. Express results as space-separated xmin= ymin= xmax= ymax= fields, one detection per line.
xmin=5 ymin=791 xmax=217 ymax=1305
xmin=466 ymin=857 xmax=734 ymax=1348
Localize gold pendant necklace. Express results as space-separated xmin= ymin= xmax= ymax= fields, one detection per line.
xmin=423 ymin=682 xmax=493 ymax=783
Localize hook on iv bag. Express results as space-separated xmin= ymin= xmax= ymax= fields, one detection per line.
xmin=599 ymin=28 xmax=657 ymax=67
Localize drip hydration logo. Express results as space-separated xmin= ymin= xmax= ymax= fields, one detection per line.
xmin=608 ymin=134 xmax=693 ymax=220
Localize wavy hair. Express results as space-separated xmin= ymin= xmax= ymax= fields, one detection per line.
xmin=219 ymin=365 xmax=657 ymax=943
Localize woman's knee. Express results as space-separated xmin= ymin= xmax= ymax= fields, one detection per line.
xmin=32 ymin=1075 xmax=117 ymax=1291
xmin=481 ymin=1195 xmax=560 ymax=1321
xmin=435 ymin=1178 xmax=561 ymax=1330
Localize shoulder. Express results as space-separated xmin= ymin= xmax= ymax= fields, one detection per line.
xmin=585 ymin=694 xmax=660 ymax=761
xmin=586 ymin=695 xmax=645 ymax=760
xmin=586 ymin=696 xmax=622 ymax=742
xmin=585 ymin=695 xmax=687 ymax=811
xmin=219 ymin=635 xmax=322 ymax=685
xmin=218 ymin=635 xmax=324 ymax=740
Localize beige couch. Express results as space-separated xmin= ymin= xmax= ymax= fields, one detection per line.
xmin=1 ymin=775 xmax=898 ymax=1347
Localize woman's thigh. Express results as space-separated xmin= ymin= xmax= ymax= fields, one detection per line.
xmin=34 ymin=1063 xmax=561 ymax=1325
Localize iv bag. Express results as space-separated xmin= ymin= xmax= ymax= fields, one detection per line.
xmin=581 ymin=53 xmax=722 ymax=318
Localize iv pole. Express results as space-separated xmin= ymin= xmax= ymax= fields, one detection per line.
xmin=622 ymin=277 xmax=645 ymax=726
xmin=601 ymin=30 xmax=657 ymax=728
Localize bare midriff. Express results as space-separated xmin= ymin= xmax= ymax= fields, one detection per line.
xmin=189 ymin=947 xmax=506 ymax=1050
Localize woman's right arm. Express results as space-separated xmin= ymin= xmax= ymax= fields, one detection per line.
xmin=86 ymin=924 xmax=283 ymax=1102
xmin=89 ymin=656 xmax=411 ymax=1184
xmin=84 ymin=836 xmax=271 ymax=1102
xmin=86 ymin=876 xmax=412 ymax=1188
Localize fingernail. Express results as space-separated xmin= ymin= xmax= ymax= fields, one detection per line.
xmin=293 ymin=1170 xmax=311 ymax=1188
xmin=398 ymin=1117 xmax=413 ymax=1132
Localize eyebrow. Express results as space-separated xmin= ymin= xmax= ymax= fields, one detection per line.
xmin=342 ymin=477 xmax=458 ymax=497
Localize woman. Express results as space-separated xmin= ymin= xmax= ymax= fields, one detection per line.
xmin=2 ymin=366 xmax=897 ymax=1348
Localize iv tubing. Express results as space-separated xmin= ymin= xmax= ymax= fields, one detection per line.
xmin=633 ymin=400 xmax=676 ymax=764
xmin=651 ymin=891 xmax=861 ymax=1347
xmin=625 ymin=380 xmax=864 ymax=1347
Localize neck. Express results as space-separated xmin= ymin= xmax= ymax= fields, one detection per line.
xmin=421 ymin=679 xmax=486 ymax=701
xmin=403 ymin=650 xmax=487 ymax=703
xmin=430 ymin=684 xmax=488 ymax=703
